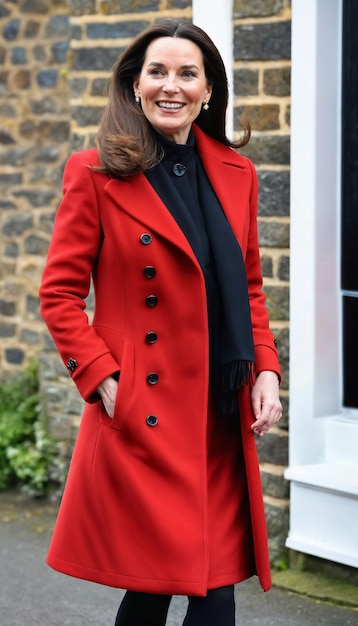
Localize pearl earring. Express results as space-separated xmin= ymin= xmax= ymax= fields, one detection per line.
xmin=135 ymin=95 xmax=140 ymax=104
xmin=203 ymin=101 xmax=209 ymax=111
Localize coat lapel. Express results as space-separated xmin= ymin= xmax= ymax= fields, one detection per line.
xmin=104 ymin=173 xmax=200 ymax=264
xmin=104 ymin=125 xmax=251 ymax=259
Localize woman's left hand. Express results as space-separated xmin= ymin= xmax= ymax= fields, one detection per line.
xmin=250 ymin=370 xmax=282 ymax=437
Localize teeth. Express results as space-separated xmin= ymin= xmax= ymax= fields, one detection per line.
xmin=158 ymin=102 xmax=183 ymax=109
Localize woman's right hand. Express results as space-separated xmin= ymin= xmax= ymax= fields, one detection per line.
xmin=96 ymin=376 xmax=119 ymax=418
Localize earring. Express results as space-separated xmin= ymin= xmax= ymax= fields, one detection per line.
xmin=203 ymin=100 xmax=209 ymax=111
xmin=135 ymin=95 xmax=140 ymax=104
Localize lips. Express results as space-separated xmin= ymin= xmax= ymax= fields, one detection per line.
xmin=157 ymin=101 xmax=185 ymax=110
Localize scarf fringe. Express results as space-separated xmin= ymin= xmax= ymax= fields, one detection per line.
xmin=212 ymin=360 xmax=255 ymax=416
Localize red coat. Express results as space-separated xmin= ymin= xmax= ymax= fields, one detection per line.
xmin=40 ymin=125 xmax=280 ymax=596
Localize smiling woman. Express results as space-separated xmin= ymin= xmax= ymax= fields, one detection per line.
xmin=39 ymin=18 xmax=281 ymax=626
xmin=133 ymin=38 xmax=212 ymax=144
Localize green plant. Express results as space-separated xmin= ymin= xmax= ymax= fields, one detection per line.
xmin=0 ymin=361 xmax=64 ymax=497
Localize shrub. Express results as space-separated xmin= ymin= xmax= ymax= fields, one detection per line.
xmin=0 ymin=361 xmax=64 ymax=497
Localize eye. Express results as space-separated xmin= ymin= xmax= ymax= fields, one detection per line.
xmin=149 ymin=68 xmax=164 ymax=76
xmin=182 ymin=70 xmax=196 ymax=78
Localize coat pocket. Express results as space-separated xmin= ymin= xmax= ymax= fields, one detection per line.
xmin=99 ymin=337 xmax=135 ymax=432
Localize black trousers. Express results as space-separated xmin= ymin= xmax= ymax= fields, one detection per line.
xmin=114 ymin=585 xmax=235 ymax=626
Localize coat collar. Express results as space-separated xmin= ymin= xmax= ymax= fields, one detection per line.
xmin=104 ymin=125 xmax=251 ymax=257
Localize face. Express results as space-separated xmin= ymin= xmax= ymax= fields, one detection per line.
xmin=133 ymin=37 xmax=212 ymax=144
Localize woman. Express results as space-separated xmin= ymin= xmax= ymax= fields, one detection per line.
xmin=40 ymin=19 xmax=282 ymax=626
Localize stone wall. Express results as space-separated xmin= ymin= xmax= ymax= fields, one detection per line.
xmin=1 ymin=0 xmax=291 ymax=562
xmin=233 ymin=0 xmax=291 ymax=561
xmin=0 ymin=0 xmax=71 ymax=370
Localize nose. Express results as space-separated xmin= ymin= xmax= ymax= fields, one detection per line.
xmin=162 ymin=73 xmax=179 ymax=93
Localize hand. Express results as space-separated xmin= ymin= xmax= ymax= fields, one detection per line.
xmin=250 ymin=370 xmax=282 ymax=437
xmin=96 ymin=376 xmax=118 ymax=418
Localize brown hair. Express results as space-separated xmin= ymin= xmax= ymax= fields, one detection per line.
xmin=96 ymin=19 xmax=250 ymax=178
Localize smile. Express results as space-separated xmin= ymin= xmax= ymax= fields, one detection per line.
xmin=157 ymin=102 xmax=185 ymax=110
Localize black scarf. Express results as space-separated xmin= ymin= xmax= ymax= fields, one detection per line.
xmin=145 ymin=130 xmax=255 ymax=415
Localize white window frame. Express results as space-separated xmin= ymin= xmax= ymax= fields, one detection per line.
xmin=286 ymin=0 xmax=358 ymax=568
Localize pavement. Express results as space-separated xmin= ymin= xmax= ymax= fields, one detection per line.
xmin=0 ymin=490 xmax=357 ymax=626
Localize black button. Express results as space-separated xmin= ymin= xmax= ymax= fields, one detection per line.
xmin=274 ymin=338 xmax=278 ymax=348
xmin=146 ymin=295 xmax=158 ymax=307
xmin=146 ymin=415 xmax=158 ymax=427
xmin=140 ymin=233 xmax=152 ymax=245
xmin=173 ymin=163 xmax=186 ymax=177
xmin=146 ymin=331 xmax=158 ymax=344
xmin=147 ymin=372 xmax=159 ymax=385
xmin=143 ymin=265 xmax=156 ymax=279
xmin=67 ymin=357 xmax=77 ymax=372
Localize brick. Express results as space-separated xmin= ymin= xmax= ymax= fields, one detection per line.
xmin=0 ymin=323 xmax=16 ymax=337
xmin=5 ymin=348 xmax=25 ymax=365
xmin=26 ymin=294 xmax=41 ymax=319
xmin=34 ymin=145 xmax=61 ymax=162
xmin=30 ymin=97 xmax=58 ymax=114
xmin=69 ymin=0 xmax=96 ymax=15
xmin=0 ymin=45 xmax=7 ymax=64
xmin=236 ymin=104 xmax=280 ymax=131
xmin=86 ymin=20 xmax=148 ymax=39
xmin=13 ymin=189 xmax=56 ymax=207
xmin=260 ymin=468 xmax=289 ymax=499
xmin=240 ymin=135 xmax=290 ymax=165
xmin=11 ymin=46 xmax=27 ymax=64
xmin=264 ymin=66 xmax=291 ymax=97
xmin=258 ymin=170 xmax=290 ymax=217
xmin=263 ymin=285 xmax=289 ymax=321
xmin=71 ymin=47 xmax=124 ymax=71
xmin=256 ymin=430 xmax=288 ymax=466
xmin=234 ymin=68 xmax=259 ymax=96
xmin=20 ymin=328 xmax=40 ymax=344
xmin=20 ymin=0 xmax=50 ymax=13
xmin=13 ymin=69 xmax=31 ymax=89
xmin=4 ymin=242 xmax=19 ymax=257
xmin=39 ymin=120 xmax=70 ymax=141
xmin=260 ymin=254 xmax=273 ymax=278
xmin=33 ymin=44 xmax=47 ymax=62
xmin=0 ymin=300 xmax=16 ymax=316
xmin=0 ymin=173 xmax=23 ymax=185
xmin=37 ymin=69 xmax=58 ymax=87
xmin=264 ymin=499 xmax=289 ymax=561
xmin=24 ymin=20 xmax=41 ymax=38
xmin=278 ymin=254 xmax=289 ymax=281
xmin=45 ymin=14 xmax=69 ymax=37
xmin=71 ymin=105 xmax=103 ymax=127
xmin=234 ymin=21 xmax=291 ymax=61
xmin=3 ymin=213 xmax=34 ymax=236
xmin=0 ymin=103 xmax=16 ymax=117
xmin=0 ymin=4 xmax=11 ymax=18
xmin=70 ymin=77 xmax=88 ymax=98
xmin=100 ymin=0 xmax=160 ymax=13
xmin=51 ymin=41 xmax=69 ymax=63
xmin=0 ymin=146 xmax=32 ymax=166
xmin=3 ymin=18 xmax=20 ymax=41
xmin=0 ymin=129 xmax=16 ymax=144
xmin=25 ymin=234 xmax=51 ymax=255
xmin=90 ymin=77 xmax=108 ymax=97
xmin=259 ymin=220 xmax=289 ymax=248
xmin=233 ymin=0 xmax=284 ymax=18
xmin=285 ymin=104 xmax=290 ymax=126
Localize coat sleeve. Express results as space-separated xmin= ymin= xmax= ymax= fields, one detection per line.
xmin=39 ymin=152 xmax=120 ymax=402
xmin=245 ymin=159 xmax=281 ymax=380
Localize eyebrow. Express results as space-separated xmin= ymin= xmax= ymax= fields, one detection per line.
xmin=147 ymin=62 xmax=200 ymax=71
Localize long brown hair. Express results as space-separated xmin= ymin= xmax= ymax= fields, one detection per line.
xmin=96 ymin=19 xmax=250 ymax=178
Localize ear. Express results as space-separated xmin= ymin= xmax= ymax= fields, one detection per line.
xmin=205 ymin=83 xmax=213 ymax=102
xmin=133 ymin=78 xmax=140 ymax=97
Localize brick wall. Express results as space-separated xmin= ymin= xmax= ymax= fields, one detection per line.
xmin=0 ymin=0 xmax=71 ymax=371
xmin=233 ymin=0 xmax=291 ymax=560
xmin=1 ymin=0 xmax=291 ymax=561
